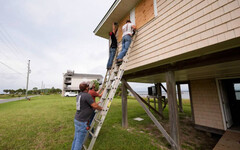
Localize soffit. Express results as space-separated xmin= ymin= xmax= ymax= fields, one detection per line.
xmin=126 ymin=60 xmax=240 ymax=83
xmin=94 ymin=0 xmax=141 ymax=39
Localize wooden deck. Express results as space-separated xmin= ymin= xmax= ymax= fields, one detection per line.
xmin=213 ymin=130 xmax=240 ymax=150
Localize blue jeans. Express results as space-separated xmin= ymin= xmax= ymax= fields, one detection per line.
xmin=89 ymin=112 xmax=95 ymax=126
xmin=107 ymin=47 xmax=116 ymax=69
xmin=71 ymin=119 xmax=88 ymax=150
xmin=117 ymin=35 xmax=132 ymax=59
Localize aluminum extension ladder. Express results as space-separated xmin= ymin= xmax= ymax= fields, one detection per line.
xmin=82 ymin=32 xmax=137 ymax=150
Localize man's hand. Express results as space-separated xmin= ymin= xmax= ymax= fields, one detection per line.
xmin=91 ymin=102 xmax=103 ymax=111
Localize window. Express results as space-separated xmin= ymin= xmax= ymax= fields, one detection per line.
xmin=130 ymin=8 xmax=135 ymax=25
xmin=153 ymin=0 xmax=158 ymax=17
xmin=234 ymin=83 xmax=240 ymax=100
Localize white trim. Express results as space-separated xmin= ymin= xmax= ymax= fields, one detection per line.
xmin=216 ymin=79 xmax=227 ymax=130
xmin=215 ymin=76 xmax=240 ymax=130
xmin=94 ymin=0 xmax=121 ymax=34
xmin=130 ymin=8 xmax=135 ymax=25
xmin=153 ymin=0 xmax=158 ymax=17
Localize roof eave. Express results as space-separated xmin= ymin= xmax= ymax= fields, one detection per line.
xmin=93 ymin=0 xmax=121 ymax=38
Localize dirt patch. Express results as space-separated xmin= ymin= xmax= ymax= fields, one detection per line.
xmin=138 ymin=116 xmax=220 ymax=150
xmin=53 ymin=125 xmax=64 ymax=133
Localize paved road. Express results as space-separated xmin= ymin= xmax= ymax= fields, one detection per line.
xmin=0 ymin=95 xmax=39 ymax=104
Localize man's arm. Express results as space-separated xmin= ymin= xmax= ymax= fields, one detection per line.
xmin=92 ymin=90 xmax=102 ymax=98
xmin=132 ymin=24 xmax=136 ymax=30
xmin=112 ymin=23 xmax=116 ymax=34
xmin=91 ymin=102 xmax=103 ymax=110
xmin=96 ymin=89 xmax=103 ymax=97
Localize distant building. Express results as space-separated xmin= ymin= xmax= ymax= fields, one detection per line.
xmin=62 ymin=70 xmax=103 ymax=96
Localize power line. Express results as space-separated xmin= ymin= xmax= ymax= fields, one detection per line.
xmin=0 ymin=31 xmax=24 ymax=62
xmin=0 ymin=61 xmax=24 ymax=75
xmin=0 ymin=59 xmax=39 ymax=88
xmin=0 ymin=24 xmax=26 ymax=58
xmin=0 ymin=24 xmax=27 ymax=65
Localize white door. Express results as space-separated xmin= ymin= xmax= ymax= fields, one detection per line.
xmin=219 ymin=80 xmax=233 ymax=128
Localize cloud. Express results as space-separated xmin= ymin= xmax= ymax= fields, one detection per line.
xmin=0 ymin=0 xmax=153 ymax=93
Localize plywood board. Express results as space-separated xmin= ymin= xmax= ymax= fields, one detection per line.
xmin=117 ymin=14 xmax=130 ymax=42
xmin=135 ymin=0 xmax=154 ymax=29
xmin=213 ymin=130 xmax=240 ymax=150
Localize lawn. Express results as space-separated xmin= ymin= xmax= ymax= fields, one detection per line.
xmin=0 ymin=95 xmax=218 ymax=150
xmin=0 ymin=94 xmax=22 ymax=100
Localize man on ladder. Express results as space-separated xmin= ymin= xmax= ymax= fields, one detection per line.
xmin=71 ymin=82 xmax=103 ymax=150
xmin=116 ymin=20 xmax=136 ymax=65
xmin=82 ymin=20 xmax=137 ymax=150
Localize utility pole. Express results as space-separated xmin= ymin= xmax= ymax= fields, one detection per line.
xmin=25 ymin=60 xmax=31 ymax=100
xmin=41 ymin=81 xmax=44 ymax=94
xmin=41 ymin=81 xmax=43 ymax=93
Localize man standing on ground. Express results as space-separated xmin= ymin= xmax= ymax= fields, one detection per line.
xmin=88 ymin=81 xmax=103 ymax=125
xmin=116 ymin=20 xmax=136 ymax=64
xmin=71 ymin=81 xmax=103 ymax=150
xmin=88 ymin=81 xmax=103 ymax=102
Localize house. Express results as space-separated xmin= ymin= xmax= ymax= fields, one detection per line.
xmin=94 ymin=0 xmax=240 ymax=149
xmin=62 ymin=70 xmax=103 ymax=96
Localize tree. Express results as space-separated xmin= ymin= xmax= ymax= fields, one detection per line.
xmin=9 ymin=89 xmax=15 ymax=94
xmin=32 ymin=87 xmax=38 ymax=94
xmin=55 ymin=88 xmax=62 ymax=94
xmin=28 ymin=90 xmax=33 ymax=94
xmin=92 ymin=80 xmax=100 ymax=91
xmin=3 ymin=89 xmax=9 ymax=94
xmin=16 ymin=89 xmax=23 ymax=95
xmin=33 ymin=87 xmax=38 ymax=90
xmin=49 ymin=87 xmax=56 ymax=94
xmin=115 ymin=83 xmax=122 ymax=97
xmin=115 ymin=83 xmax=129 ymax=97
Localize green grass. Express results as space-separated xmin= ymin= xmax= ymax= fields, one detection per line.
xmin=0 ymin=95 xmax=165 ymax=150
xmin=0 ymin=94 xmax=21 ymax=99
xmin=0 ymin=95 xmax=216 ymax=150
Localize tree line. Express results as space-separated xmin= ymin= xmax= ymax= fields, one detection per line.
xmin=3 ymin=87 xmax=62 ymax=96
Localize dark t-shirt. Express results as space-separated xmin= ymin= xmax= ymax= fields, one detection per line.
xmin=110 ymin=32 xmax=117 ymax=48
xmin=74 ymin=92 xmax=94 ymax=122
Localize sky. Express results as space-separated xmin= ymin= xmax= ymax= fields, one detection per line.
xmin=0 ymin=0 xmax=155 ymax=93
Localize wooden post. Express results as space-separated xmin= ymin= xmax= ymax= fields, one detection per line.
xmin=122 ymin=80 xmax=128 ymax=128
xmin=166 ymin=71 xmax=180 ymax=150
xmin=177 ymin=83 xmax=183 ymax=112
xmin=156 ymin=83 xmax=163 ymax=115
xmin=122 ymin=79 xmax=176 ymax=147
xmin=147 ymin=96 xmax=150 ymax=110
xmin=188 ymin=82 xmax=195 ymax=123
xmin=154 ymin=97 xmax=156 ymax=109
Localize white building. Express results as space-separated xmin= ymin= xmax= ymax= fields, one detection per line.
xmin=62 ymin=70 xmax=103 ymax=96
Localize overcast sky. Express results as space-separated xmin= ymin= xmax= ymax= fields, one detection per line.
xmin=0 ymin=0 xmax=155 ymax=93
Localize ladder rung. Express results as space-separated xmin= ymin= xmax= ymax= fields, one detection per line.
xmin=83 ymin=145 xmax=87 ymax=150
xmin=94 ymin=118 xmax=102 ymax=124
xmin=88 ymin=130 xmax=96 ymax=138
